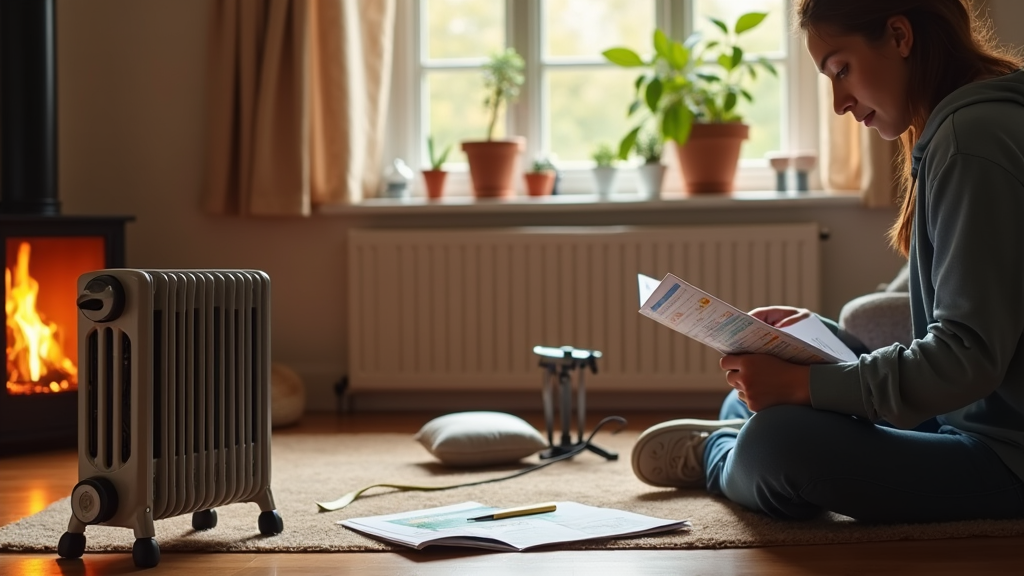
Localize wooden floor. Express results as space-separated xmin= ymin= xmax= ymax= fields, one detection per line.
xmin=1 ymin=412 xmax=1022 ymax=575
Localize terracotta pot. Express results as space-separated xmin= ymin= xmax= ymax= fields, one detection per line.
xmin=461 ymin=138 xmax=525 ymax=198
xmin=675 ymin=123 xmax=749 ymax=194
xmin=422 ymin=169 xmax=447 ymax=199
xmin=524 ymin=171 xmax=556 ymax=197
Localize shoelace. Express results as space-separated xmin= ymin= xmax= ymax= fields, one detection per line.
xmin=673 ymin=431 xmax=709 ymax=483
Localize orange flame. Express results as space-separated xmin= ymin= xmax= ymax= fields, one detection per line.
xmin=5 ymin=242 xmax=77 ymax=395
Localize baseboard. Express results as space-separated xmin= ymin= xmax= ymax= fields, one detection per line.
xmin=290 ymin=362 xmax=731 ymax=415
xmin=333 ymin=389 xmax=730 ymax=414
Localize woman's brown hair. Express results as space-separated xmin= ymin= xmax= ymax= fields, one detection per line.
xmin=795 ymin=0 xmax=1022 ymax=256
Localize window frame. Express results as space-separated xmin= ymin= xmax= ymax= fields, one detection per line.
xmin=384 ymin=0 xmax=820 ymax=198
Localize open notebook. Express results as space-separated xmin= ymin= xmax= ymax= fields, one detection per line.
xmin=340 ymin=501 xmax=690 ymax=551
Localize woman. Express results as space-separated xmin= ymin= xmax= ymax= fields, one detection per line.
xmin=632 ymin=0 xmax=1024 ymax=522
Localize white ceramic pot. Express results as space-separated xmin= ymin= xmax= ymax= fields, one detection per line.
xmin=592 ymin=166 xmax=617 ymax=199
xmin=636 ymin=163 xmax=667 ymax=199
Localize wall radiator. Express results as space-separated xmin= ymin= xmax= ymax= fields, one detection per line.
xmin=57 ymin=270 xmax=283 ymax=569
xmin=348 ymin=224 xmax=821 ymax=394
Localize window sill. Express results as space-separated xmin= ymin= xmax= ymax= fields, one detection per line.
xmin=318 ymin=190 xmax=861 ymax=217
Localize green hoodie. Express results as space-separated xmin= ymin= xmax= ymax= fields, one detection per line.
xmin=810 ymin=70 xmax=1024 ymax=480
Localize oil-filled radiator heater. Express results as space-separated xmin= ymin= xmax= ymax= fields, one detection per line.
xmin=56 ymin=270 xmax=283 ymax=568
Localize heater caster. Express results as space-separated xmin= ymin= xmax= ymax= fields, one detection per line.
xmin=192 ymin=509 xmax=218 ymax=530
xmin=258 ymin=510 xmax=284 ymax=535
xmin=57 ymin=531 xmax=86 ymax=559
xmin=132 ymin=537 xmax=160 ymax=568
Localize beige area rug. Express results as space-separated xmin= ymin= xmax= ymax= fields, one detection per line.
xmin=3 ymin=430 xmax=1024 ymax=553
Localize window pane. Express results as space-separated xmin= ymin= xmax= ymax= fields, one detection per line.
xmin=425 ymin=0 xmax=505 ymax=60
xmin=546 ymin=68 xmax=644 ymax=162
xmin=739 ymin=65 xmax=785 ymax=160
xmin=426 ymin=70 xmax=506 ymax=164
xmin=543 ymin=0 xmax=655 ymax=59
xmin=693 ymin=0 xmax=785 ymax=55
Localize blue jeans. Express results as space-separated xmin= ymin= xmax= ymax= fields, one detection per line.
xmin=703 ymin=389 xmax=1024 ymax=522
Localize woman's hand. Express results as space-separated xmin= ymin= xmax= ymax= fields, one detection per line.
xmin=748 ymin=306 xmax=814 ymax=328
xmin=720 ymin=354 xmax=811 ymax=412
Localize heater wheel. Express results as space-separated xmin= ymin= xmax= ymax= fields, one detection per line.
xmin=192 ymin=509 xmax=218 ymax=530
xmin=258 ymin=510 xmax=284 ymax=535
xmin=132 ymin=537 xmax=160 ymax=569
xmin=57 ymin=531 xmax=86 ymax=559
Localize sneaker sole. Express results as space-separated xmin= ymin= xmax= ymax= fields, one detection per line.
xmin=631 ymin=418 xmax=746 ymax=488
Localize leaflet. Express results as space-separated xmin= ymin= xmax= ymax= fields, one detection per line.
xmin=638 ymin=273 xmax=857 ymax=364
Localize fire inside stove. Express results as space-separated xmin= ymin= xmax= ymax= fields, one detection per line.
xmin=5 ymin=237 xmax=106 ymax=396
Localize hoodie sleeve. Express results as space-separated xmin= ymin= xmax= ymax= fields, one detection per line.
xmin=809 ymin=146 xmax=1024 ymax=428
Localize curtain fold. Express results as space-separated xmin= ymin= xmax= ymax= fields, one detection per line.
xmin=310 ymin=0 xmax=395 ymax=206
xmin=817 ymin=77 xmax=901 ymax=208
xmin=204 ymin=0 xmax=395 ymax=216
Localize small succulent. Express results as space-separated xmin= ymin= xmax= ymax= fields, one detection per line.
xmin=591 ymin=143 xmax=617 ymax=168
xmin=633 ymin=131 xmax=663 ymax=164
xmin=530 ymin=157 xmax=556 ymax=173
xmin=427 ymin=136 xmax=451 ymax=170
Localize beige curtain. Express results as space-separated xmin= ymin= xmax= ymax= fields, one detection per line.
xmin=817 ymin=77 xmax=902 ymax=208
xmin=204 ymin=0 xmax=395 ymax=216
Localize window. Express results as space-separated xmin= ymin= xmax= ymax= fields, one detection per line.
xmin=386 ymin=0 xmax=819 ymax=197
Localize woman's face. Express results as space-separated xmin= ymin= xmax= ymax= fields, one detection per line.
xmin=805 ymin=18 xmax=914 ymax=140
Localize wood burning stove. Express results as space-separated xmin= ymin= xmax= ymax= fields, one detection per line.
xmin=2 ymin=219 xmax=130 ymax=453
xmin=0 ymin=0 xmax=133 ymax=453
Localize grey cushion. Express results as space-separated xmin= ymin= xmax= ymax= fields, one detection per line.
xmin=882 ymin=262 xmax=911 ymax=292
xmin=839 ymin=264 xmax=912 ymax=352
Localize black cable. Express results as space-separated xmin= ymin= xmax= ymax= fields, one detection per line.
xmin=315 ymin=416 xmax=628 ymax=512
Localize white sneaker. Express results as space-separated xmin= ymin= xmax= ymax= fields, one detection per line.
xmin=631 ymin=419 xmax=746 ymax=488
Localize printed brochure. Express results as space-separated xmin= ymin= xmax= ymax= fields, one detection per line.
xmin=638 ymin=273 xmax=857 ymax=364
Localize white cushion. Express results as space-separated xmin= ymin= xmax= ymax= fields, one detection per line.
xmin=414 ymin=411 xmax=547 ymax=467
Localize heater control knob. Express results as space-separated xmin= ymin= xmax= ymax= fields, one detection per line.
xmin=77 ymin=275 xmax=126 ymax=323
xmin=71 ymin=477 xmax=119 ymax=525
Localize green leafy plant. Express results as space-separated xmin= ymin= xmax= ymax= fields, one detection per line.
xmin=633 ymin=131 xmax=663 ymax=164
xmin=426 ymin=136 xmax=451 ymax=170
xmin=591 ymin=143 xmax=617 ymax=168
xmin=603 ymin=12 xmax=777 ymax=159
xmin=481 ymin=48 xmax=525 ymax=141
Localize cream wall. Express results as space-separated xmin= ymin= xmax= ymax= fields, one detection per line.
xmin=54 ymin=0 xmax=907 ymax=412
xmin=57 ymin=0 xmax=353 ymax=409
xmin=987 ymin=0 xmax=1024 ymax=48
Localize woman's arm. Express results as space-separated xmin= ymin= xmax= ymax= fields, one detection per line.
xmin=812 ymin=149 xmax=1024 ymax=428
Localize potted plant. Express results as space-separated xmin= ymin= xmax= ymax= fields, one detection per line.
xmin=633 ymin=131 xmax=665 ymax=199
xmin=422 ymin=136 xmax=451 ymax=200
xmin=524 ymin=158 xmax=556 ymax=197
xmin=462 ymin=48 xmax=526 ymax=198
xmin=603 ymin=12 xmax=777 ymax=193
xmin=591 ymin=143 xmax=618 ymax=199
